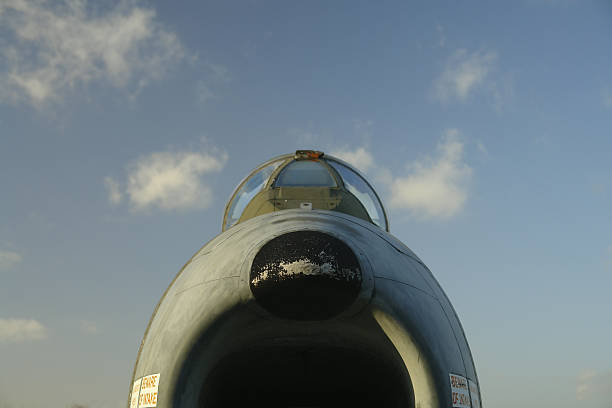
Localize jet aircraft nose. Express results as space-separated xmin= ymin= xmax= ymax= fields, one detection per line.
xmin=250 ymin=230 xmax=362 ymax=320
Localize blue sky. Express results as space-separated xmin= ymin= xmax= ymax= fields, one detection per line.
xmin=1 ymin=1 xmax=611 ymax=407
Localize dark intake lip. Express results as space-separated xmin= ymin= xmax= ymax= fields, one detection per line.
xmin=250 ymin=230 xmax=362 ymax=320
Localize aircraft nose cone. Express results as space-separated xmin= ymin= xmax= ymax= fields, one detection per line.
xmin=250 ymin=230 xmax=362 ymax=320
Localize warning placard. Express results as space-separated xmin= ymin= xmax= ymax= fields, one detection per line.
xmin=138 ymin=373 xmax=160 ymax=408
xmin=469 ymin=379 xmax=481 ymax=408
xmin=130 ymin=373 xmax=160 ymax=408
xmin=130 ymin=378 xmax=141 ymax=408
xmin=449 ymin=373 xmax=471 ymax=408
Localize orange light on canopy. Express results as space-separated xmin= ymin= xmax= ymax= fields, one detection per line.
xmin=294 ymin=150 xmax=324 ymax=160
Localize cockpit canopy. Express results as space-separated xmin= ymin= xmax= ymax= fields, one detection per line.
xmin=223 ymin=150 xmax=388 ymax=231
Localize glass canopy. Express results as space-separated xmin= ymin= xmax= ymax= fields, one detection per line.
xmin=326 ymin=160 xmax=387 ymax=230
xmin=275 ymin=160 xmax=337 ymax=187
xmin=223 ymin=152 xmax=388 ymax=231
xmin=224 ymin=159 xmax=285 ymax=230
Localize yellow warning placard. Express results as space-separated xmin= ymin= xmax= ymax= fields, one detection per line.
xmin=449 ymin=373 xmax=471 ymax=408
xmin=138 ymin=373 xmax=160 ymax=408
xmin=130 ymin=378 xmax=142 ymax=408
xmin=130 ymin=373 xmax=160 ymax=408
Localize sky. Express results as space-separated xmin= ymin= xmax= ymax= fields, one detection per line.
xmin=1 ymin=0 xmax=611 ymax=407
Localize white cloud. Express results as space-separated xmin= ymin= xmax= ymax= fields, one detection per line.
xmin=0 ymin=0 xmax=185 ymax=106
xmin=80 ymin=320 xmax=98 ymax=335
xmin=577 ymin=370 xmax=612 ymax=403
xmin=125 ymin=148 xmax=228 ymax=212
xmin=389 ymin=130 xmax=472 ymax=219
xmin=196 ymin=81 xmax=215 ymax=104
xmin=104 ymin=177 xmax=122 ymax=205
xmin=330 ymin=147 xmax=374 ymax=173
xmin=0 ymin=250 xmax=22 ymax=270
xmin=0 ymin=318 xmax=46 ymax=342
xmin=433 ymin=49 xmax=497 ymax=102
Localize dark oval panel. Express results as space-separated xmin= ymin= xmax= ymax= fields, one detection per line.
xmin=250 ymin=231 xmax=362 ymax=320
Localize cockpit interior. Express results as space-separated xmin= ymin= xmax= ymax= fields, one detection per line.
xmin=223 ymin=150 xmax=388 ymax=231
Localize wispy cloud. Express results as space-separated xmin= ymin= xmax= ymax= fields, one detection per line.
xmin=577 ymin=370 xmax=612 ymax=403
xmin=436 ymin=24 xmax=446 ymax=47
xmin=195 ymin=62 xmax=231 ymax=105
xmin=104 ymin=177 xmax=122 ymax=205
xmin=205 ymin=62 xmax=231 ymax=83
xmin=330 ymin=147 xmax=374 ymax=173
xmin=327 ymin=120 xmax=376 ymax=172
xmin=0 ymin=318 xmax=47 ymax=342
xmin=80 ymin=320 xmax=99 ymax=335
xmin=196 ymin=81 xmax=215 ymax=105
xmin=476 ymin=140 xmax=488 ymax=156
xmin=352 ymin=119 xmax=374 ymax=138
xmin=388 ymin=129 xmax=472 ymax=219
xmin=0 ymin=250 xmax=22 ymax=270
xmin=108 ymin=144 xmax=228 ymax=212
xmin=0 ymin=0 xmax=185 ymax=107
xmin=433 ymin=49 xmax=497 ymax=103
xmin=287 ymin=128 xmax=321 ymax=146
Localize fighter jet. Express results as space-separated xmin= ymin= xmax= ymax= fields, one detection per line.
xmin=128 ymin=150 xmax=481 ymax=408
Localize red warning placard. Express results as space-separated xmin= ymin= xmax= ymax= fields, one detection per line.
xmin=449 ymin=373 xmax=471 ymax=408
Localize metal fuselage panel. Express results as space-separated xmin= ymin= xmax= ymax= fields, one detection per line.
xmin=129 ymin=210 xmax=479 ymax=408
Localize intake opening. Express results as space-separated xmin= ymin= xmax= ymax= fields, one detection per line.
xmin=198 ymin=345 xmax=412 ymax=408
